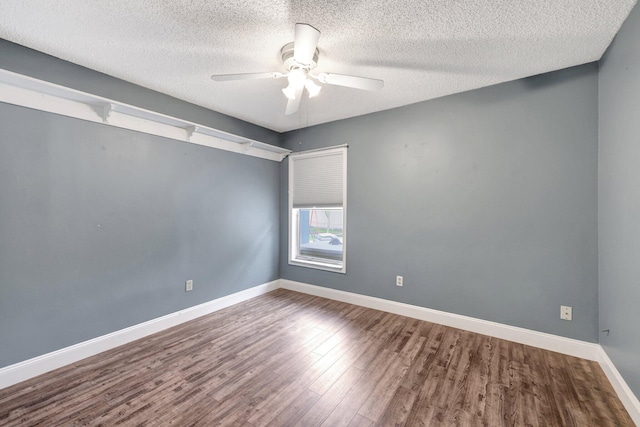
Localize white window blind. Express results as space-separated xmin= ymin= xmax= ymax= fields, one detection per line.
xmin=290 ymin=147 xmax=346 ymax=208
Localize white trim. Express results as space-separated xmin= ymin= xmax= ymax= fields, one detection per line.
xmin=3 ymin=277 xmax=638 ymax=423
xmin=286 ymin=143 xmax=349 ymax=157
xmin=288 ymin=146 xmax=347 ymax=274
xmin=288 ymin=258 xmax=345 ymax=274
xmin=597 ymin=347 xmax=640 ymax=425
xmin=0 ymin=280 xmax=280 ymax=389
xmin=279 ymin=280 xmax=600 ymax=360
xmin=279 ymin=279 xmax=640 ymax=422
xmin=0 ymin=69 xmax=290 ymax=162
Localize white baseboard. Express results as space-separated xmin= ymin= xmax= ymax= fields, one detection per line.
xmin=3 ymin=278 xmax=638 ymax=423
xmin=279 ymin=279 xmax=640 ymax=423
xmin=279 ymin=280 xmax=601 ymax=360
xmin=0 ymin=280 xmax=280 ymax=389
xmin=597 ymin=347 xmax=640 ymax=425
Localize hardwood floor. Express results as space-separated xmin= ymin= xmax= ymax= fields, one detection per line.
xmin=0 ymin=289 xmax=633 ymax=426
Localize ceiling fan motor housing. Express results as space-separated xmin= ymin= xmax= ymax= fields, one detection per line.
xmin=281 ymin=42 xmax=319 ymax=70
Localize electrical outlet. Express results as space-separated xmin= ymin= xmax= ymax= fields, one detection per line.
xmin=396 ymin=276 xmax=403 ymax=287
xmin=561 ymin=305 xmax=572 ymax=321
xmin=185 ymin=280 xmax=193 ymax=292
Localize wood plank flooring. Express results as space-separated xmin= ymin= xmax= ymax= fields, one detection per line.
xmin=0 ymin=289 xmax=633 ymax=426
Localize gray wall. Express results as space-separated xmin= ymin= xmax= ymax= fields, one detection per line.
xmin=0 ymin=41 xmax=280 ymax=367
xmin=5 ymin=31 xmax=634 ymax=384
xmin=280 ymin=64 xmax=600 ymax=342
xmin=598 ymin=4 xmax=640 ymax=397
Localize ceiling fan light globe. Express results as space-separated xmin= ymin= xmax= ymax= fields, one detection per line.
xmin=305 ymin=80 xmax=321 ymax=98
xmin=282 ymin=85 xmax=297 ymax=100
xmin=288 ymin=68 xmax=307 ymax=88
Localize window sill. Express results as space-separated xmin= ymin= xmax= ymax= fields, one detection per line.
xmin=289 ymin=258 xmax=346 ymax=274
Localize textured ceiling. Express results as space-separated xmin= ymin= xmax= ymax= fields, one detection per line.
xmin=0 ymin=1 xmax=636 ymax=132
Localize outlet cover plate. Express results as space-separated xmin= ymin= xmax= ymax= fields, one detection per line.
xmin=561 ymin=305 xmax=572 ymax=321
xmin=185 ymin=280 xmax=193 ymax=292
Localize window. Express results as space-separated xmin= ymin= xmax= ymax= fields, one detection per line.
xmin=288 ymin=146 xmax=347 ymax=273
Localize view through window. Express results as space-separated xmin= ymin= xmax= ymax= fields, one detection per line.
xmin=296 ymin=208 xmax=343 ymax=262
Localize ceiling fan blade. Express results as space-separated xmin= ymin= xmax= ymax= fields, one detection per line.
xmin=294 ymin=23 xmax=320 ymax=66
xmin=285 ymin=86 xmax=304 ymax=115
xmin=316 ymin=73 xmax=384 ymax=91
xmin=211 ymin=72 xmax=284 ymax=81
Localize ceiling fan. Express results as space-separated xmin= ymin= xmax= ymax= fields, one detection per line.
xmin=211 ymin=23 xmax=384 ymax=115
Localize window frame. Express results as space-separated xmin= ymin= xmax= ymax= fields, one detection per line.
xmin=288 ymin=146 xmax=347 ymax=274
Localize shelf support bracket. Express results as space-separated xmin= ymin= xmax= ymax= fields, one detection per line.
xmin=90 ymin=103 xmax=113 ymax=123
xmin=242 ymin=141 xmax=254 ymax=153
xmin=184 ymin=126 xmax=197 ymax=142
